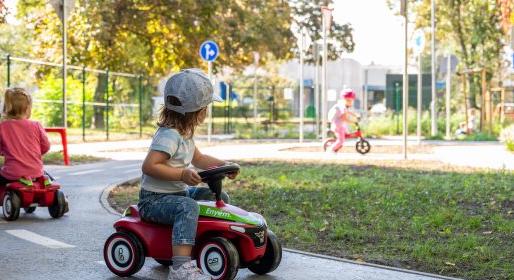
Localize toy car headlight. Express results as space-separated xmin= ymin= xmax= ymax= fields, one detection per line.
xmin=122 ymin=208 xmax=132 ymax=217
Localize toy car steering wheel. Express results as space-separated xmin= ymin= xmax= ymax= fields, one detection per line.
xmin=198 ymin=164 xmax=240 ymax=182
xmin=198 ymin=164 xmax=240 ymax=204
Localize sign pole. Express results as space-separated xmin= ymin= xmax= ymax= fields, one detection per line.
xmin=402 ymin=0 xmax=408 ymax=160
xmin=299 ymin=30 xmax=304 ymax=143
xmin=417 ymin=54 xmax=422 ymax=145
xmin=314 ymin=44 xmax=320 ymax=138
xmin=208 ymin=61 xmax=213 ymax=143
xmin=445 ymin=54 xmax=451 ymax=139
xmin=62 ymin=0 xmax=67 ymax=128
xmin=321 ymin=7 xmax=332 ymax=140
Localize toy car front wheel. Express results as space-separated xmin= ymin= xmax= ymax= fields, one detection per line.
xmin=197 ymin=237 xmax=239 ymax=280
xmin=355 ymin=139 xmax=371 ymax=154
xmin=2 ymin=191 xmax=21 ymax=221
xmin=248 ymin=230 xmax=282 ymax=275
xmin=104 ymin=231 xmax=145 ymax=277
xmin=24 ymin=207 xmax=36 ymax=214
xmin=48 ymin=190 xmax=66 ymax=218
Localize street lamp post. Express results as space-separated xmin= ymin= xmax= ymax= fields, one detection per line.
xmin=299 ymin=29 xmax=305 ymax=143
xmin=431 ymin=0 xmax=437 ymax=136
xmin=321 ymin=6 xmax=333 ymax=140
xmin=253 ymin=52 xmax=259 ymax=134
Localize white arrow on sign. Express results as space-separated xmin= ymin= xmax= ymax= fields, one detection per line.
xmin=204 ymin=44 xmax=216 ymax=59
xmin=49 ymin=0 xmax=75 ymax=22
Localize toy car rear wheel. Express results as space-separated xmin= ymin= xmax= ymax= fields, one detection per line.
xmin=323 ymin=138 xmax=337 ymax=152
xmin=355 ymin=139 xmax=371 ymax=154
xmin=248 ymin=230 xmax=282 ymax=275
xmin=154 ymin=258 xmax=172 ymax=266
xmin=24 ymin=207 xmax=36 ymax=214
xmin=48 ymin=190 xmax=66 ymax=218
xmin=2 ymin=191 xmax=21 ymax=221
xmin=104 ymin=231 xmax=145 ymax=277
xmin=197 ymin=237 xmax=239 ymax=280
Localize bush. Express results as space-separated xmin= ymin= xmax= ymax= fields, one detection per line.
xmin=500 ymin=125 xmax=514 ymax=152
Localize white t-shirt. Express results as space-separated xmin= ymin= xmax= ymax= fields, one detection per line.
xmin=328 ymin=102 xmax=349 ymax=131
xmin=141 ymin=127 xmax=196 ymax=193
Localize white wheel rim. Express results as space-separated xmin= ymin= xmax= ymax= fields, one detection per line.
xmin=200 ymin=243 xmax=225 ymax=279
xmin=106 ymin=237 xmax=134 ymax=272
xmin=3 ymin=195 xmax=11 ymax=215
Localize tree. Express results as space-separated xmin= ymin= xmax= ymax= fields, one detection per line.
xmin=412 ymin=0 xmax=508 ymax=109
xmin=0 ymin=0 xmax=6 ymax=23
xmin=290 ymin=0 xmax=355 ymax=63
xmin=15 ymin=0 xmax=296 ymax=127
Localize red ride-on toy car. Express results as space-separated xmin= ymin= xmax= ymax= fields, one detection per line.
xmin=0 ymin=173 xmax=67 ymax=221
xmin=104 ymin=165 xmax=282 ymax=280
xmin=323 ymin=122 xmax=371 ymax=154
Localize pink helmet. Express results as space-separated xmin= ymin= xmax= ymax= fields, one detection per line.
xmin=341 ymin=88 xmax=356 ymax=100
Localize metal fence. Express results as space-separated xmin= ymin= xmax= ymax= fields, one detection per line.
xmin=0 ymin=55 xmax=151 ymax=142
xmin=205 ymin=82 xmax=318 ymax=139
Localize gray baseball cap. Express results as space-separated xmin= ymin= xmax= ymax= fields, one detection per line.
xmin=164 ymin=68 xmax=222 ymax=114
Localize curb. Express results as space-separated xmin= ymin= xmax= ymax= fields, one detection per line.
xmin=99 ymin=177 xmax=140 ymax=216
xmin=100 ymin=179 xmax=461 ymax=280
xmin=283 ymin=248 xmax=462 ymax=280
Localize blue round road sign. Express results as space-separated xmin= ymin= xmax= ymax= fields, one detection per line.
xmin=199 ymin=40 xmax=219 ymax=62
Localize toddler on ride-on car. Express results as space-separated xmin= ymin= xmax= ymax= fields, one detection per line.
xmin=138 ymin=69 xmax=239 ymax=280
xmin=0 ymin=88 xmax=50 ymax=185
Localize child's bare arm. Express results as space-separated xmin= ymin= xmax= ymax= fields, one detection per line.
xmin=191 ymin=147 xmax=225 ymax=170
xmin=142 ymin=150 xmax=202 ymax=185
xmin=37 ymin=123 xmax=51 ymax=155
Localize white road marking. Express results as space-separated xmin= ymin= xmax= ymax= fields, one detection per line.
xmin=5 ymin=229 xmax=75 ymax=249
xmin=122 ymin=169 xmax=141 ymax=174
xmin=69 ymin=169 xmax=102 ymax=176
xmin=95 ymin=261 xmax=106 ymax=265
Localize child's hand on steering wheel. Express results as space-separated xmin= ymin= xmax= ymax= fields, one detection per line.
xmin=181 ymin=168 xmax=202 ymax=185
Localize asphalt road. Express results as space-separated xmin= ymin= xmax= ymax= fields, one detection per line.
xmin=0 ymin=160 xmax=456 ymax=280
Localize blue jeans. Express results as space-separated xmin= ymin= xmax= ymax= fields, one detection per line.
xmin=138 ymin=187 xmax=229 ymax=246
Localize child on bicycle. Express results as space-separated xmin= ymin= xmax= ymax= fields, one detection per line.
xmin=139 ymin=69 xmax=238 ymax=280
xmin=327 ymin=88 xmax=359 ymax=152
xmin=0 ymin=88 xmax=50 ymax=185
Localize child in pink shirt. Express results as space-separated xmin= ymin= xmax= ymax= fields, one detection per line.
xmin=327 ymin=88 xmax=359 ymax=152
xmin=0 ymin=88 xmax=50 ymax=185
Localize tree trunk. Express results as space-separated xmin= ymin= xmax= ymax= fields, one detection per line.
xmin=93 ymin=73 xmax=107 ymax=129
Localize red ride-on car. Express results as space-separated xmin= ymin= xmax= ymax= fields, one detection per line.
xmin=104 ymin=165 xmax=282 ymax=280
xmin=323 ymin=122 xmax=371 ymax=154
xmin=0 ymin=173 xmax=67 ymax=221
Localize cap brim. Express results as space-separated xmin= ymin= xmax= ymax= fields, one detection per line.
xmin=212 ymin=93 xmax=223 ymax=102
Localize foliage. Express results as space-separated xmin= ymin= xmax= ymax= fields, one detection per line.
xmin=31 ymin=74 xmax=94 ymax=128
xmin=500 ymin=124 xmax=514 ymax=151
xmin=412 ymin=0 xmax=508 ymax=108
xmin=16 ymin=0 xmax=295 ymax=76
xmin=289 ymin=0 xmax=355 ymax=63
xmin=0 ymin=0 xmax=6 ymax=24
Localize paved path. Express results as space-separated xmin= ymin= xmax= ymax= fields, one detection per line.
xmin=56 ymin=138 xmax=514 ymax=170
xmin=0 ymin=158 xmax=459 ymax=280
